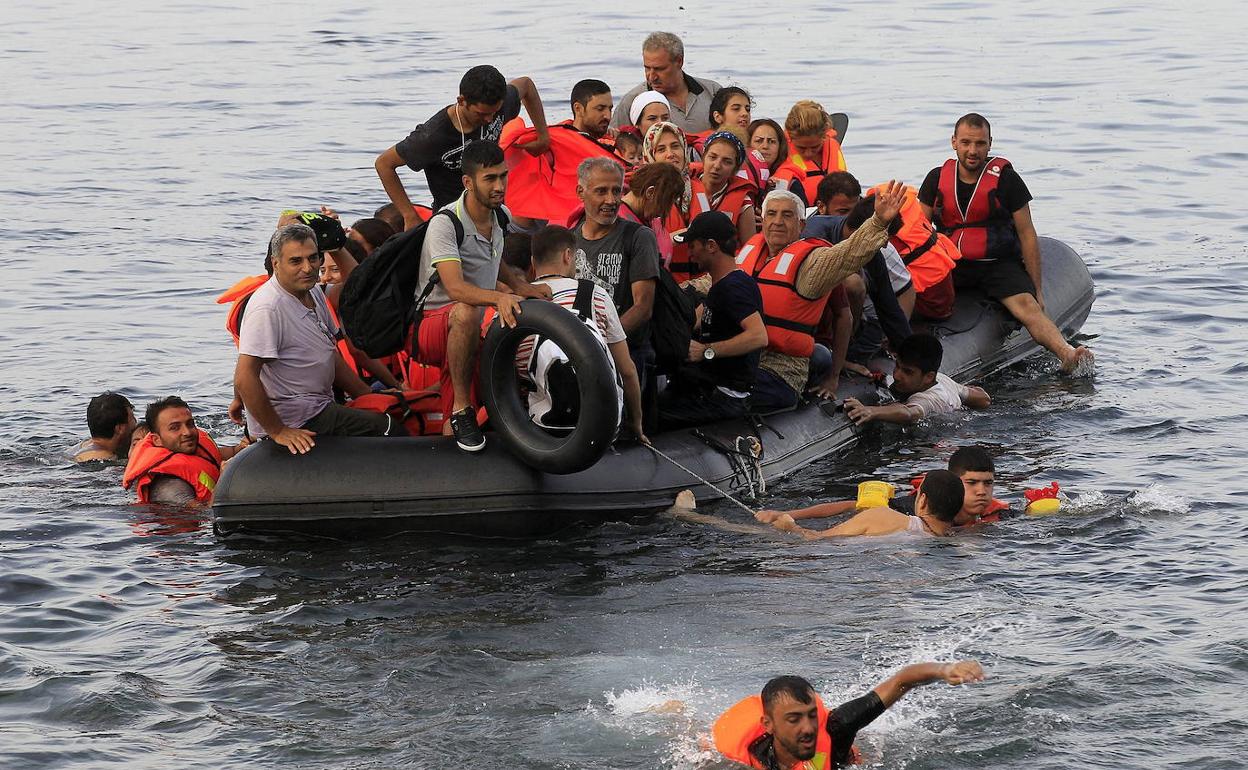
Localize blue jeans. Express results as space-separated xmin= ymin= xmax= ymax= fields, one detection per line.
xmin=751 ymin=344 xmax=833 ymax=412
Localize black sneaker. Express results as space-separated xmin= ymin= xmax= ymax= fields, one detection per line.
xmin=449 ymin=407 xmax=486 ymax=452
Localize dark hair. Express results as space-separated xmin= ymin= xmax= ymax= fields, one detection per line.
xmin=847 ymin=195 xmax=901 ymax=237
xmin=747 ymin=118 xmax=789 ymax=174
xmin=615 ymin=130 xmax=642 ymax=153
xmin=145 ymin=396 xmax=190 ymax=434
xmin=530 ymin=225 xmax=576 ymax=266
xmin=761 ymin=676 xmax=816 ymax=714
xmin=349 ymin=218 xmax=395 ymax=251
xmin=502 ymin=232 xmax=532 ymax=272
xmin=700 ymin=232 xmax=739 ymax=257
xmin=897 ymin=333 xmax=943 ymax=374
xmin=342 ymin=237 xmax=367 ymax=263
xmin=373 ymin=203 xmax=404 ymax=233
xmin=954 ymin=112 xmax=992 ymax=137
xmin=815 ymin=171 xmax=861 ymax=206
xmin=87 ymin=392 xmax=133 ymax=439
xmin=949 ymin=446 xmax=995 ymax=476
xmin=709 ymin=86 xmax=751 ymax=127
xmin=570 ymin=78 xmax=611 ymax=109
xmin=459 ymin=65 xmax=507 ymax=106
xmin=920 ymin=469 xmax=965 ymax=522
xmin=461 ymin=140 xmax=506 ymax=177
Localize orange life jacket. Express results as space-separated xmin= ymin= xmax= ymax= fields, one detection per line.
xmin=500 ymin=118 xmax=623 ymax=223
xmin=934 ymin=157 xmax=1019 ymax=261
xmin=713 ymin=693 xmax=859 ymax=769
xmin=350 ymin=389 xmax=446 ymax=436
xmin=324 ymin=295 xmax=369 ymax=378
xmin=217 ymin=274 xmax=270 ymax=346
xmin=666 ymin=175 xmax=755 ymax=283
xmin=865 ymin=183 xmax=960 ymax=293
xmin=735 ymin=234 xmax=832 ymax=358
xmin=122 ymin=432 xmax=223 ymax=505
xmin=773 ymin=130 xmax=848 ymax=206
xmin=908 ymin=474 xmax=1010 ymax=523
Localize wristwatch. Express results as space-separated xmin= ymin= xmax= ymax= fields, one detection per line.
xmin=702 ymin=346 xmax=716 ymax=360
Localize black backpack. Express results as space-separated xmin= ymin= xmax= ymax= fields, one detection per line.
xmin=338 ymin=207 xmax=509 ymax=358
xmin=651 ymin=265 xmax=696 ymax=375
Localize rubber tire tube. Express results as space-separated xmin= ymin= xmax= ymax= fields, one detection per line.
xmin=479 ymin=299 xmax=619 ymax=475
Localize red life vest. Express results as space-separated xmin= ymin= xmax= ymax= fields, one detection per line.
xmin=500 ymin=118 xmax=623 ymax=223
xmin=324 ymin=297 xmax=370 ymax=379
xmin=934 ymin=157 xmax=1019 ymax=261
xmin=122 ymin=432 xmax=223 ymax=505
xmin=773 ymin=130 xmax=848 ymax=207
xmin=735 ymin=234 xmax=832 ymax=358
xmin=865 ymin=184 xmax=960 ymax=293
xmin=217 ymin=274 xmax=270 ymax=346
xmin=713 ymin=694 xmax=860 ymax=769
xmin=666 ymin=175 xmax=755 ymax=283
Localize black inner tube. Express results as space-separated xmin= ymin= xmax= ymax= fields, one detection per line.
xmin=479 ymin=299 xmax=619 ymax=475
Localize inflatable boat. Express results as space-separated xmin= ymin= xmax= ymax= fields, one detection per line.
xmin=212 ymin=237 xmax=1094 ymax=537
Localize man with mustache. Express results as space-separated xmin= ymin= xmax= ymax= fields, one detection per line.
xmin=918 ymin=113 xmax=1093 ymax=374
xmin=715 ymin=662 xmax=985 ymax=769
xmin=610 ymin=32 xmax=722 ymax=134
xmin=568 ymin=157 xmax=662 ymax=403
xmin=122 ymin=396 xmax=249 ymax=505
xmin=235 ymin=223 xmax=398 ymax=456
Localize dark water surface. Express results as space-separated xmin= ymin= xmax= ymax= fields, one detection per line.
xmin=3 ymin=1 xmax=1247 ymax=767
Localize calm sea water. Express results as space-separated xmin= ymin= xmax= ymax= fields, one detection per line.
xmin=2 ymin=1 xmax=1247 ymax=767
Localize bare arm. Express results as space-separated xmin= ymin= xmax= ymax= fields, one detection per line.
xmin=436 ymin=260 xmax=524 ymax=327
xmin=620 ymin=279 xmax=655 ymax=337
xmin=689 ymin=311 xmax=767 ymax=361
xmin=375 ymin=146 xmax=421 ymax=231
xmin=233 ymin=354 xmax=316 ymax=454
xmin=872 ymin=661 xmax=985 ymax=707
xmin=333 ymin=350 xmax=371 ymax=399
xmin=608 ymin=340 xmax=646 ymax=442
xmin=509 ymin=76 xmax=551 ymax=155
xmin=964 ymin=385 xmax=991 ymax=409
xmin=324 ymin=245 xmax=357 ymax=308
xmin=843 ymin=397 xmax=922 ymax=426
xmin=755 ymin=500 xmax=856 ymax=524
xmin=218 ymin=436 xmax=251 ymax=461
xmin=1013 ymin=204 xmax=1043 ymax=306
xmin=812 ymin=302 xmax=852 ymax=398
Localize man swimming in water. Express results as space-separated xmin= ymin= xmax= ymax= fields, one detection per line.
xmin=74 ymin=391 xmax=138 ymax=463
xmin=756 ymin=445 xmax=1010 ymax=529
xmin=765 ymin=469 xmax=964 ymax=539
xmin=713 ymin=661 xmax=985 ymax=769
xmin=843 ymin=333 xmax=990 ymax=426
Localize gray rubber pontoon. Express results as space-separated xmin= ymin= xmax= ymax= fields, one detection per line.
xmin=212 ymin=237 xmax=1093 ymax=537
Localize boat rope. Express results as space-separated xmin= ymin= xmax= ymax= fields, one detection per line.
xmin=647 ymin=444 xmax=760 ymax=517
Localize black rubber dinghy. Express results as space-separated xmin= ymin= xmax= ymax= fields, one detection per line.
xmin=213 ymin=237 xmax=1094 ymax=538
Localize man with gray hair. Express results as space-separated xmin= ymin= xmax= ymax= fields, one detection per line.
xmin=736 ymin=183 xmax=907 ymax=411
xmin=610 ymin=32 xmax=722 ymax=133
xmin=234 ymin=223 xmax=395 ymax=455
xmin=568 ymin=156 xmax=662 ymax=415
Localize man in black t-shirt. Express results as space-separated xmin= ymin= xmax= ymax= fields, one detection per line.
xmin=918 ymin=114 xmax=1092 ymax=374
xmin=714 ymin=661 xmax=985 ymax=769
xmin=374 ymin=65 xmax=550 ymax=229
xmin=658 ymin=212 xmax=768 ymax=429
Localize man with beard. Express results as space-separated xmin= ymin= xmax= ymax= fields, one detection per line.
xmin=122 ymin=397 xmax=249 ymax=505
xmin=568 ymin=157 xmax=661 ymax=394
xmin=714 ymin=662 xmax=985 ymax=769
xmin=918 ymin=113 xmax=1092 ymax=373
xmin=414 ymin=140 xmax=550 ymax=452
xmin=569 ymin=79 xmax=613 ymax=142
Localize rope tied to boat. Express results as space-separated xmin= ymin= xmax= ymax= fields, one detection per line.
xmin=647 ymin=444 xmax=760 ymax=517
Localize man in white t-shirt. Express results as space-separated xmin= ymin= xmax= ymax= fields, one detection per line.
xmin=516 ymin=225 xmax=647 ymax=443
xmin=843 ymin=333 xmax=990 ymax=425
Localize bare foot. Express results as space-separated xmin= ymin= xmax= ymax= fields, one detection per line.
xmin=772 ymin=513 xmax=800 ymax=532
xmin=1060 ymin=345 xmax=1095 ymax=376
xmin=674 ymin=489 xmax=696 ymax=510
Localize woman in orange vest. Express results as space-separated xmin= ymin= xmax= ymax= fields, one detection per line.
xmin=713 ymin=662 xmax=985 ymax=769
xmin=123 ymin=396 xmax=249 ymax=505
xmin=663 ymin=130 xmax=759 ymax=282
xmin=773 ymin=100 xmax=848 ymax=208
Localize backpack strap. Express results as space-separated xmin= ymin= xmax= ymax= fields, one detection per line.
xmin=527 ymin=334 xmax=551 ymax=380
xmin=573 ymin=279 xmax=596 ymax=322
